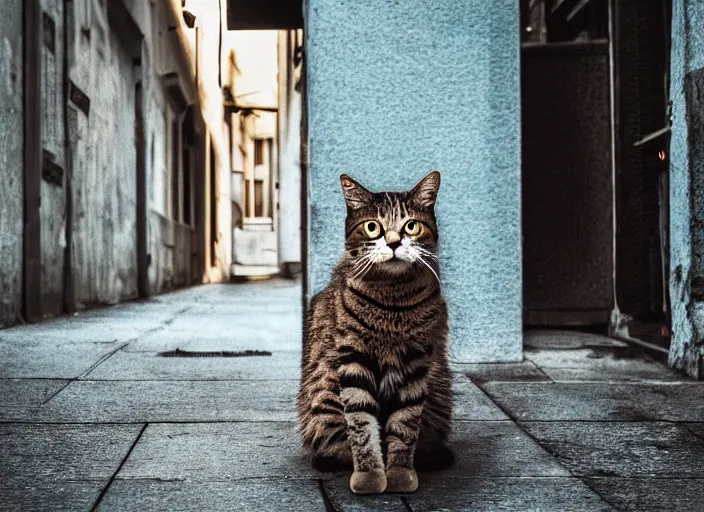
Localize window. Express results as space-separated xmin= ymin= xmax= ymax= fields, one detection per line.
xmin=254 ymin=139 xmax=265 ymax=166
xmin=254 ymin=180 xmax=264 ymax=217
xmin=243 ymin=137 xmax=274 ymax=220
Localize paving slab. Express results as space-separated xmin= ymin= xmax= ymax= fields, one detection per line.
xmin=524 ymin=330 xmax=627 ymax=350
xmin=525 ymin=348 xmax=683 ymax=382
xmin=440 ymin=421 xmax=569 ymax=477
xmin=452 ymin=378 xmax=509 ymax=420
xmin=322 ymin=479 xmax=408 ymax=511
xmin=542 ymin=366 xmax=684 ymax=382
xmin=122 ymin=282 xmax=302 ymax=354
xmin=454 ymin=361 xmax=551 ymax=383
xmin=97 ymin=478 xmax=324 ymax=512
xmin=402 ymin=478 xmax=614 ymax=512
xmin=0 ymin=338 xmax=123 ymax=379
xmin=83 ymin=350 xmax=301 ymax=381
xmin=0 ymin=424 xmax=143 ymax=512
xmin=584 ymin=477 xmax=704 ymax=512
xmin=480 ymin=382 xmax=704 ymax=421
xmin=0 ymin=379 xmax=68 ymax=421
xmin=34 ymin=380 xmax=297 ymax=422
xmin=686 ymin=422 xmax=704 ymax=440
xmin=0 ymin=304 xmax=179 ymax=345
xmin=116 ymin=422 xmax=315 ymax=481
xmin=124 ymin=324 xmax=302 ymax=353
xmin=1 ymin=423 xmax=143 ymax=480
xmin=521 ymin=421 xmax=704 ymax=477
xmin=116 ymin=420 xmax=565 ymax=484
xmin=0 ymin=321 xmax=146 ymax=345
xmin=0 ymin=478 xmax=103 ymax=512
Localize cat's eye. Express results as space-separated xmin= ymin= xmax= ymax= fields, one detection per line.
xmin=404 ymin=221 xmax=421 ymax=236
xmin=363 ymin=221 xmax=381 ymax=238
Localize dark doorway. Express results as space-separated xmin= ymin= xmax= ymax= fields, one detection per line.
xmin=520 ymin=0 xmax=671 ymax=350
xmin=612 ymin=0 xmax=672 ymax=350
xmin=521 ymin=0 xmax=614 ymax=328
xmin=210 ymin=136 xmax=218 ymax=267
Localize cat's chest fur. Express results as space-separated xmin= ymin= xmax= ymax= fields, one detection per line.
xmin=377 ymin=365 xmax=406 ymax=401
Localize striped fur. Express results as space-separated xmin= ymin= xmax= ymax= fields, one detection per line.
xmin=297 ymin=172 xmax=453 ymax=489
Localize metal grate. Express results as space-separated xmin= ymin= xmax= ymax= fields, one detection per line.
xmin=157 ymin=349 xmax=273 ymax=358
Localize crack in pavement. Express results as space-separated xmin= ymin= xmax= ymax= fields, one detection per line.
xmin=472 ymin=380 xmax=621 ymax=511
xmin=38 ymin=305 xmax=198 ymax=405
xmin=90 ymin=423 xmax=149 ymax=512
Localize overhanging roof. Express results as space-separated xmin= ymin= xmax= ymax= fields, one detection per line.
xmin=227 ymin=0 xmax=303 ymax=30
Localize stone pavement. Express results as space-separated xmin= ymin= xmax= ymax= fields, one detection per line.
xmin=1 ymin=279 xmax=704 ymax=511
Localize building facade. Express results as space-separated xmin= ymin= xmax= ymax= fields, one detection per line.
xmin=223 ymin=29 xmax=303 ymax=279
xmin=0 ymin=0 xmax=232 ymax=327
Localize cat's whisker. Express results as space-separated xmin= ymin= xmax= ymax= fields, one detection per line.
xmin=352 ymin=256 xmax=376 ymax=281
xmin=349 ymin=255 xmax=373 ymax=277
xmin=349 ymin=251 xmax=376 ymax=279
xmin=414 ymin=246 xmax=438 ymax=260
xmin=417 ymin=256 xmax=441 ymax=284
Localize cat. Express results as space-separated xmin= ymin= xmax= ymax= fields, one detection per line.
xmin=297 ymin=171 xmax=453 ymax=495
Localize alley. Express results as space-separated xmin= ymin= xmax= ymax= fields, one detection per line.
xmin=1 ymin=279 xmax=703 ymax=511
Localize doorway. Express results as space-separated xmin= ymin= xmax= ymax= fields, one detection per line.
xmin=520 ymin=0 xmax=672 ymax=351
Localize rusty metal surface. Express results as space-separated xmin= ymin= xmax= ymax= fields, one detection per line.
xmin=522 ymin=43 xmax=614 ymax=322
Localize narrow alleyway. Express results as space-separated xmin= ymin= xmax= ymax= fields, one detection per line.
xmin=2 ymin=280 xmax=704 ymax=511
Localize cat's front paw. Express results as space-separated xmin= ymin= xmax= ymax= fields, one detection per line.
xmin=349 ymin=469 xmax=387 ymax=494
xmin=385 ymin=466 xmax=418 ymax=493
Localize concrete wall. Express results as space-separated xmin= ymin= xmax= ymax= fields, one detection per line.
xmin=305 ymin=0 xmax=523 ymax=362
xmin=277 ymin=30 xmax=303 ymax=275
xmin=0 ymin=1 xmax=23 ymax=327
xmin=0 ymin=0 xmax=236 ymax=327
xmin=669 ymin=0 xmax=704 ymax=377
xmin=68 ymin=1 xmax=139 ymax=307
xmin=145 ymin=0 xmax=198 ymax=293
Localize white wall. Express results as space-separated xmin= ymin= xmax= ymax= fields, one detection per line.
xmin=277 ymin=30 xmax=303 ymax=271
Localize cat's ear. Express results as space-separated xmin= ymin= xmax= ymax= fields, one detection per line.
xmin=340 ymin=174 xmax=373 ymax=210
xmin=408 ymin=171 xmax=441 ymax=208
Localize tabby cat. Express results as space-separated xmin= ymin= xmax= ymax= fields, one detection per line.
xmin=297 ymin=171 xmax=453 ymax=495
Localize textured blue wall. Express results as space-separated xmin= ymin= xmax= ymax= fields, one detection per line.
xmin=304 ymin=0 xmax=523 ymax=362
xmin=669 ymin=0 xmax=704 ymax=377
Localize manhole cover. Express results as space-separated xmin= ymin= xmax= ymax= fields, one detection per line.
xmin=157 ymin=349 xmax=272 ymax=358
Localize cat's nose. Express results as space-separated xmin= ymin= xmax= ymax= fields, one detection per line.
xmin=386 ymin=230 xmax=402 ymax=252
xmin=385 ymin=230 xmax=401 ymax=246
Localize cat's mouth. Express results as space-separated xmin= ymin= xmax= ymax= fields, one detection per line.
xmin=374 ymin=250 xmax=412 ymax=265
xmin=380 ymin=257 xmax=413 ymax=271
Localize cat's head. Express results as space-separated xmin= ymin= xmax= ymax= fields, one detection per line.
xmin=339 ymin=171 xmax=441 ymax=281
